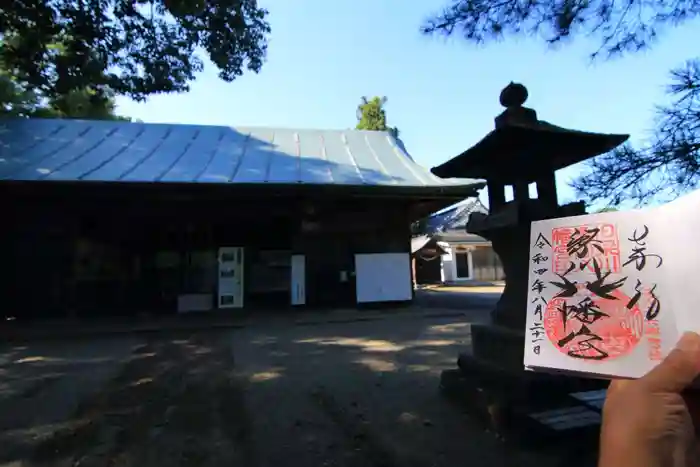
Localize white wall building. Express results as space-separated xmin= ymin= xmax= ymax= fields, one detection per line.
xmin=437 ymin=233 xmax=503 ymax=283
xmin=412 ymin=199 xmax=504 ymax=285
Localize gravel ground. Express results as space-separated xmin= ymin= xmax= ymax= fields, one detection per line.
xmin=0 ymin=315 xmax=562 ymax=467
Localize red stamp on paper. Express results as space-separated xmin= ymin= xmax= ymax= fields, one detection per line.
xmin=640 ymin=286 xmax=663 ymax=361
xmin=551 ymin=223 xmax=620 ymax=275
xmin=646 ymin=320 xmax=662 ymax=361
xmin=544 ymin=288 xmax=644 ymax=361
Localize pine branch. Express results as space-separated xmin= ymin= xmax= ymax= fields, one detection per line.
xmin=421 ymin=0 xmax=700 ymax=59
xmin=571 ymin=58 xmax=700 ymax=205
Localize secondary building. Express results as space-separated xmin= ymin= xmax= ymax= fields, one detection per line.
xmin=0 ymin=118 xmax=483 ymax=320
xmin=411 ymin=199 xmax=504 ymax=285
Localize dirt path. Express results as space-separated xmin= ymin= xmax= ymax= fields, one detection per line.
xmin=0 ymin=317 xmax=565 ymax=467
xmin=229 ymin=317 xmax=560 ymax=467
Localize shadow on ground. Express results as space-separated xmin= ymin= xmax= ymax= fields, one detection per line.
xmin=0 ymin=316 xmax=564 ymax=467
xmin=413 ymin=287 xmax=502 ymax=311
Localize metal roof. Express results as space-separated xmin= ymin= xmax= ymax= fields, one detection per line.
xmin=0 ymin=118 xmax=484 ymax=190
xmin=425 ymin=199 xmax=488 ymax=232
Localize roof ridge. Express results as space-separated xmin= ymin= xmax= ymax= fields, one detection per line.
xmin=0 ymin=117 xmax=402 ymax=136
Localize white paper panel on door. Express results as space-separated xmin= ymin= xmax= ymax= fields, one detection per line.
xmin=355 ymin=253 xmax=412 ymax=303
xmin=218 ymin=247 xmax=244 ymax=309
xmin=290 ymin=254 xmax=306 ymax=305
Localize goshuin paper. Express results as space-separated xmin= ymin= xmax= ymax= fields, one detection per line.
xmin=524 ymin=189 xmax=700 ymax=379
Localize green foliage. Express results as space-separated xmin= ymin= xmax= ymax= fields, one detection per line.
xmin=356 ymin=96 xmax=400 ymax=138
xmin=596 ymin=207 xmax=619 ymax=213
xmin=422 ymin=0 xmax=700 ymax=206
xmin=0 ymin=0 xmax=270 ymax=103
xmin=571 ymin=62 xmax=700 ymax=206
xmin=0 ymin=44 xmax=128 ymax=120
xmin=0 ymin=72 xmax=42 ymax=118
xmin=411 ymin=217 xmax=430 ymax=236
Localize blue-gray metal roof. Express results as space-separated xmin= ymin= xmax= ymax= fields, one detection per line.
xmin=0 ymin=118 xmax=484 ymax=190
xmin=426 ymin=199 xmax=488 ymax=232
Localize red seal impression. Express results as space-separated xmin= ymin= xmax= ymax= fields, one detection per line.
xmin=544 ymin=287 xmax=644 ymax=361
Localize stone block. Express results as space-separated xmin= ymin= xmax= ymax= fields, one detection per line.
xmin=469 ymin=323 xmax=524 ymax=369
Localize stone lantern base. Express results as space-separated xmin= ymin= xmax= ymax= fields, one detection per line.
xmin=439 ymin=200 xmax=609 ymax=441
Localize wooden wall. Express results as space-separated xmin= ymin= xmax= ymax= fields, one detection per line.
xmin=471 ymin=246 xmax=505 ymax=282
xmin=3 ymin=182 xmax=420 ymax=320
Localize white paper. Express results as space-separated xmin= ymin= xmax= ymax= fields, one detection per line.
xmin=522 ymin=193 xmax=700 ymax=379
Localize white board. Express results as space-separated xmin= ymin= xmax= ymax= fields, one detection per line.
xmin=355 ymin=253 xmax=412 ymax=303
xmin=290 ymin=254 xmax=306 ymax=305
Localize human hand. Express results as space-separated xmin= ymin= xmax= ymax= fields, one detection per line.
xmin=599 ymin=331 xmax=700 ymax=467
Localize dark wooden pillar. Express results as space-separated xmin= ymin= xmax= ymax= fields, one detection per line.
xmin=487 ymin=181 xmax=506 ymax=211
xmin=512 ymin=182 xmax=529 ymax=202
xmin=535 ymin=172 xmax=558 ymax=209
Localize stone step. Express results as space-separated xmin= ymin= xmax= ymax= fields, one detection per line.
xmin=456 ymin=348 xmax=607 ymax=406
xmin=515 ymin=398 xmax=603 ymax=450
xmin=441 ymin=367 xmax=606 ymax=456
xmin=569 ymin=389 xmax=608 ymax=411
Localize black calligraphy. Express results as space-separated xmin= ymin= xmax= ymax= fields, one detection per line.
xmin=550 ymin=258 xmax=626 ymax=301
xmin=531 ymin=253 xmax=548 ymax=264
xmin=622 ymin=225 xmax=663 ymax=321
xmin=627 ymin=280 xmax=661 ymax=320
xmin=567 ymin=227 xmax=605 ymax=259
xmin=557 ymin=297 xmax=610 ymax=332
xmin=623 ymin=225 xmax=663 ymax=271
xmin=533 ymin=233 xmax=552 ymax=249
xmin=530 ymin=231 xmax=552 ymax=356
xmin=645 ymin=285 xmax=661 ymax=320
xmin=531 ymin=279 xmax=546 ymax=294
xmin=558 ymin=325 xmax=609 ymax=360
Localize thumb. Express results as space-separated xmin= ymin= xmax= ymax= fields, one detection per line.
xmin=641 ymin=331 xmax=700 ymax=393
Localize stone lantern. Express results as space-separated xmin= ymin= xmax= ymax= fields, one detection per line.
xmin=432 ymin=82 xmax=629 ymax=433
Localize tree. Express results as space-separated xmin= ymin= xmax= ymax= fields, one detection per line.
xmin=421 ymin=0 xmax=700 ymax=206
xmin=0 ymin=44 xmax=128 ymax=120
xmin=0 ymin=0 xmax=270 ymax=104
xmin=47 ymin=88 xmax=131 ymax=120
xmin=0 ymin=80 xmax=130 ymax=120
xmin=356 ymin=96 xmax=400 ymax=138
xmin=411 ymin=217 xmax=430 ymax=236
xmin=595 ymin=207 xmax=619 ymax=213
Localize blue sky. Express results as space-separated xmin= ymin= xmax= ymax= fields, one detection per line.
xmin=116 ymin=0 xmax=699 ymax=212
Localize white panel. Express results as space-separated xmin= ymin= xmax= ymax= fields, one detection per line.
xmin=290 ymin=254 xmax=306 ymax=305
xmin=355 ymin=253 xmax=412 ymax=303
xmin=442 ymin=245 xmax=454 ymax=282
xmin=218 ymin=247 xmax=244 ymax=309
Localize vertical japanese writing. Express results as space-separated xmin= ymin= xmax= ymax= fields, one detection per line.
xmin=530 ymin=233 xmax=552 ymax=356
xmin=621 ymin=225 xmax=664 ymax=361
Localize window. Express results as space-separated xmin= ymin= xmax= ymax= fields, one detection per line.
xmin=221 ymin=252 xmax=235 ymax=262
